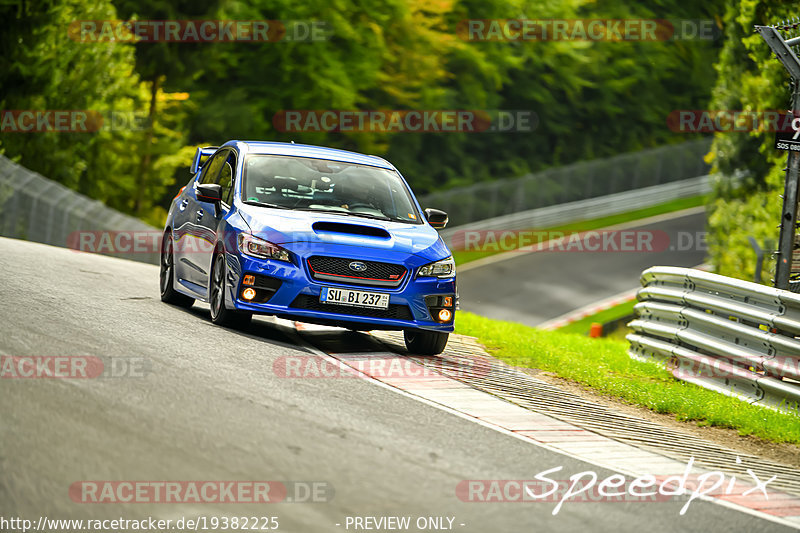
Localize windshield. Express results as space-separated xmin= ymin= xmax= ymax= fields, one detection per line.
xmin=242 ymin=155 xmax=421 ymax=224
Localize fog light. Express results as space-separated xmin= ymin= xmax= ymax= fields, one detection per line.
xmin=442 ymin=296 xmax=453 ymax=307
xmin=243 ymin=274 xmax=255 ymax=286
xmin=242 ymin=287 xmax=257 ymax=301
xmin=438 ymin=309 xmax=452 ymax=322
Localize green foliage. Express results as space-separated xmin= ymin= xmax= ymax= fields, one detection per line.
xmin=706 ymin=0 xmax=796 ymax=280
xmin=415 ymin=0 xmax=723 ymax=188
xmin=0 ymin=0 xmax=195 ymax=223
xmin=0 ymin=0 xmax=139 ymax=190
xmin=2 ymin=0 xmax=726 ymax=226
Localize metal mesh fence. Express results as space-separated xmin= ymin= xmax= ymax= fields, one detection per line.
xmin=0 ymin=155 xmax=159 ymax=264
xmin=418 ymin=138 xmax=712 ymax=227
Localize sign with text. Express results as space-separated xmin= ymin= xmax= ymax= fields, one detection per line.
xmin=775 ymin=113 xmax=800 ymax=151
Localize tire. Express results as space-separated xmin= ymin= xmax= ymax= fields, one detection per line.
xmin=160 ymin=231 xmax=195 ymax=309
xmin=209 ymin=252 xmax=252 ymax=328
xmin=404 ymin=329 xmax=449 ymax=355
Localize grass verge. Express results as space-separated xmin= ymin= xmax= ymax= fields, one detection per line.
xmin=452 ymin=195 xmax=706 ymax=266
xmin=454 ymin=311 xmax=800 ymax=444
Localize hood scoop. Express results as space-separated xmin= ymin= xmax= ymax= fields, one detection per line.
xmin=312 ymin=221 xmax=390 ymax=239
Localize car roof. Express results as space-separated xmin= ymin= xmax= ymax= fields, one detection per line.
xmin=228 ymin=141 xmax=395 ymax=170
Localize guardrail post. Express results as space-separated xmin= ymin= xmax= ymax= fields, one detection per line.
xmin=756 ymin=22 xmax=800 ymax=289
xmin=748 ymin=236 xmax=766 ymax=283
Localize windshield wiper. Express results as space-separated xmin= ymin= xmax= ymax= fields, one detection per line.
xmin=242 ymin=200 xmax=291 ymax=210
xmin=345 ymin=212 xmax=395 ymax=222
xmin=293 ymin=207 xmax=414 ymax=223
xmin=294 ymin=207 xmax=352 ymax=215
xmin=295 ymin=208 xmax=391 ymax=221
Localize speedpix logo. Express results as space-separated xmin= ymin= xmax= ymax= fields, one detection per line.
xmin=457 ymin=457 xmax=777 ymax=516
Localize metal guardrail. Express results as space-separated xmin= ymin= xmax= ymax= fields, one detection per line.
xmin=439 ymin=174 xmax=713 ymax=247
xmin=627 ymin=266 xmax=800 ymax=415
xmin=0 ymin=155 xmax=159 ymax=264
xmin=420 ymin=138 xmax=712 ymax=228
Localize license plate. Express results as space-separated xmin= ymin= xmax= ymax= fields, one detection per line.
xmin=320 ymin=287 xmax=389 ymax=309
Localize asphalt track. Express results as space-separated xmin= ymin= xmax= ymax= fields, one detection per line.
xmin=455 ymin=208 xmax=708 ymax=326
xmin=0 ymin=237 xmax=791 ymax=532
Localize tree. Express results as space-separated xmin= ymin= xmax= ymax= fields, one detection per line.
xmin=705 ymin=0 xmax=797 ymax=281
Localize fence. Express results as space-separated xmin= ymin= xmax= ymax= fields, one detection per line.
xmin=419 ymin=138 xmax=712 ymax=228
xmin=0 ymin=155 xmax=159 ymax=264
xmin=627 ymin=266 xmax=800 ymax=415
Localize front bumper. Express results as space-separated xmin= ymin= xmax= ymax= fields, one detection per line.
xmin=225 ymin=252 xmax=456 ymax=332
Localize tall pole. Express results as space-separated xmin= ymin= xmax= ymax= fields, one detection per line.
xmin=775 ymin=84 xmax=800 ymax=290
xmin=755 ymin=23 xmax=800 ymax=289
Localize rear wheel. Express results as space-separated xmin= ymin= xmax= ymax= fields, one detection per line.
xmin=404 ymin=329 xmax=449 ymax=355
xmin=209 ymin=252 xmax=252 ymax=328
xmin=160 ymin=232 xmax=194 ymax=308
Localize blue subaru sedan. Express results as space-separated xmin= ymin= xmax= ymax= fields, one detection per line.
xmin=160 ymin=141 xmax=455 ymax=354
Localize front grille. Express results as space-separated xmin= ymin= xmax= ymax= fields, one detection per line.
xmin=307 ymin=256 xmax=407 ymax=288
xmin=290 ymin=294 xmax=413 ymax=320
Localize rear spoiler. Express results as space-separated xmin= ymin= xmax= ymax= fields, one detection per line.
xmin=190 ymin=146 xmax=219 ymax=174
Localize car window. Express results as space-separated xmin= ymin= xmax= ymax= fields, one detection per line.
xmin=243 ymin=155 xmax=421 ymax=224
xmin=198 ymin=150 xmax=227 ymax=185
xmin=217 ymin=152 xmax=236 ymax=205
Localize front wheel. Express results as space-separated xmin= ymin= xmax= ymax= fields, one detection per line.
xmin=209 ymin=252 xmax=252 ymax=328
xmin=404 ymin=329 xmax=449 ymax=355
xmin=160 ymin=231 xmax=195 ymax=309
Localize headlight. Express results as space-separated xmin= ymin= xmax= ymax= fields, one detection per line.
xmin=237 ymin=233 xmax=292 ymax=262
xmin=417 ymin=256 xmax=456 ymax=278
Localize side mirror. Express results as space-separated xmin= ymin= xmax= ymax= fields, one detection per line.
xmin=424 ymin=208 xmax=448 ymax=229
xmin=197 ymin=183 xmax=222 ymax=204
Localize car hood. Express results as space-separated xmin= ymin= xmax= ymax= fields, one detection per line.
xmin=236 ymin=205 xmax=449 ymax=262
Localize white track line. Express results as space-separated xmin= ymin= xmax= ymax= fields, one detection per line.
xmin=536 ymin=287 xmax=639 ymax=330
